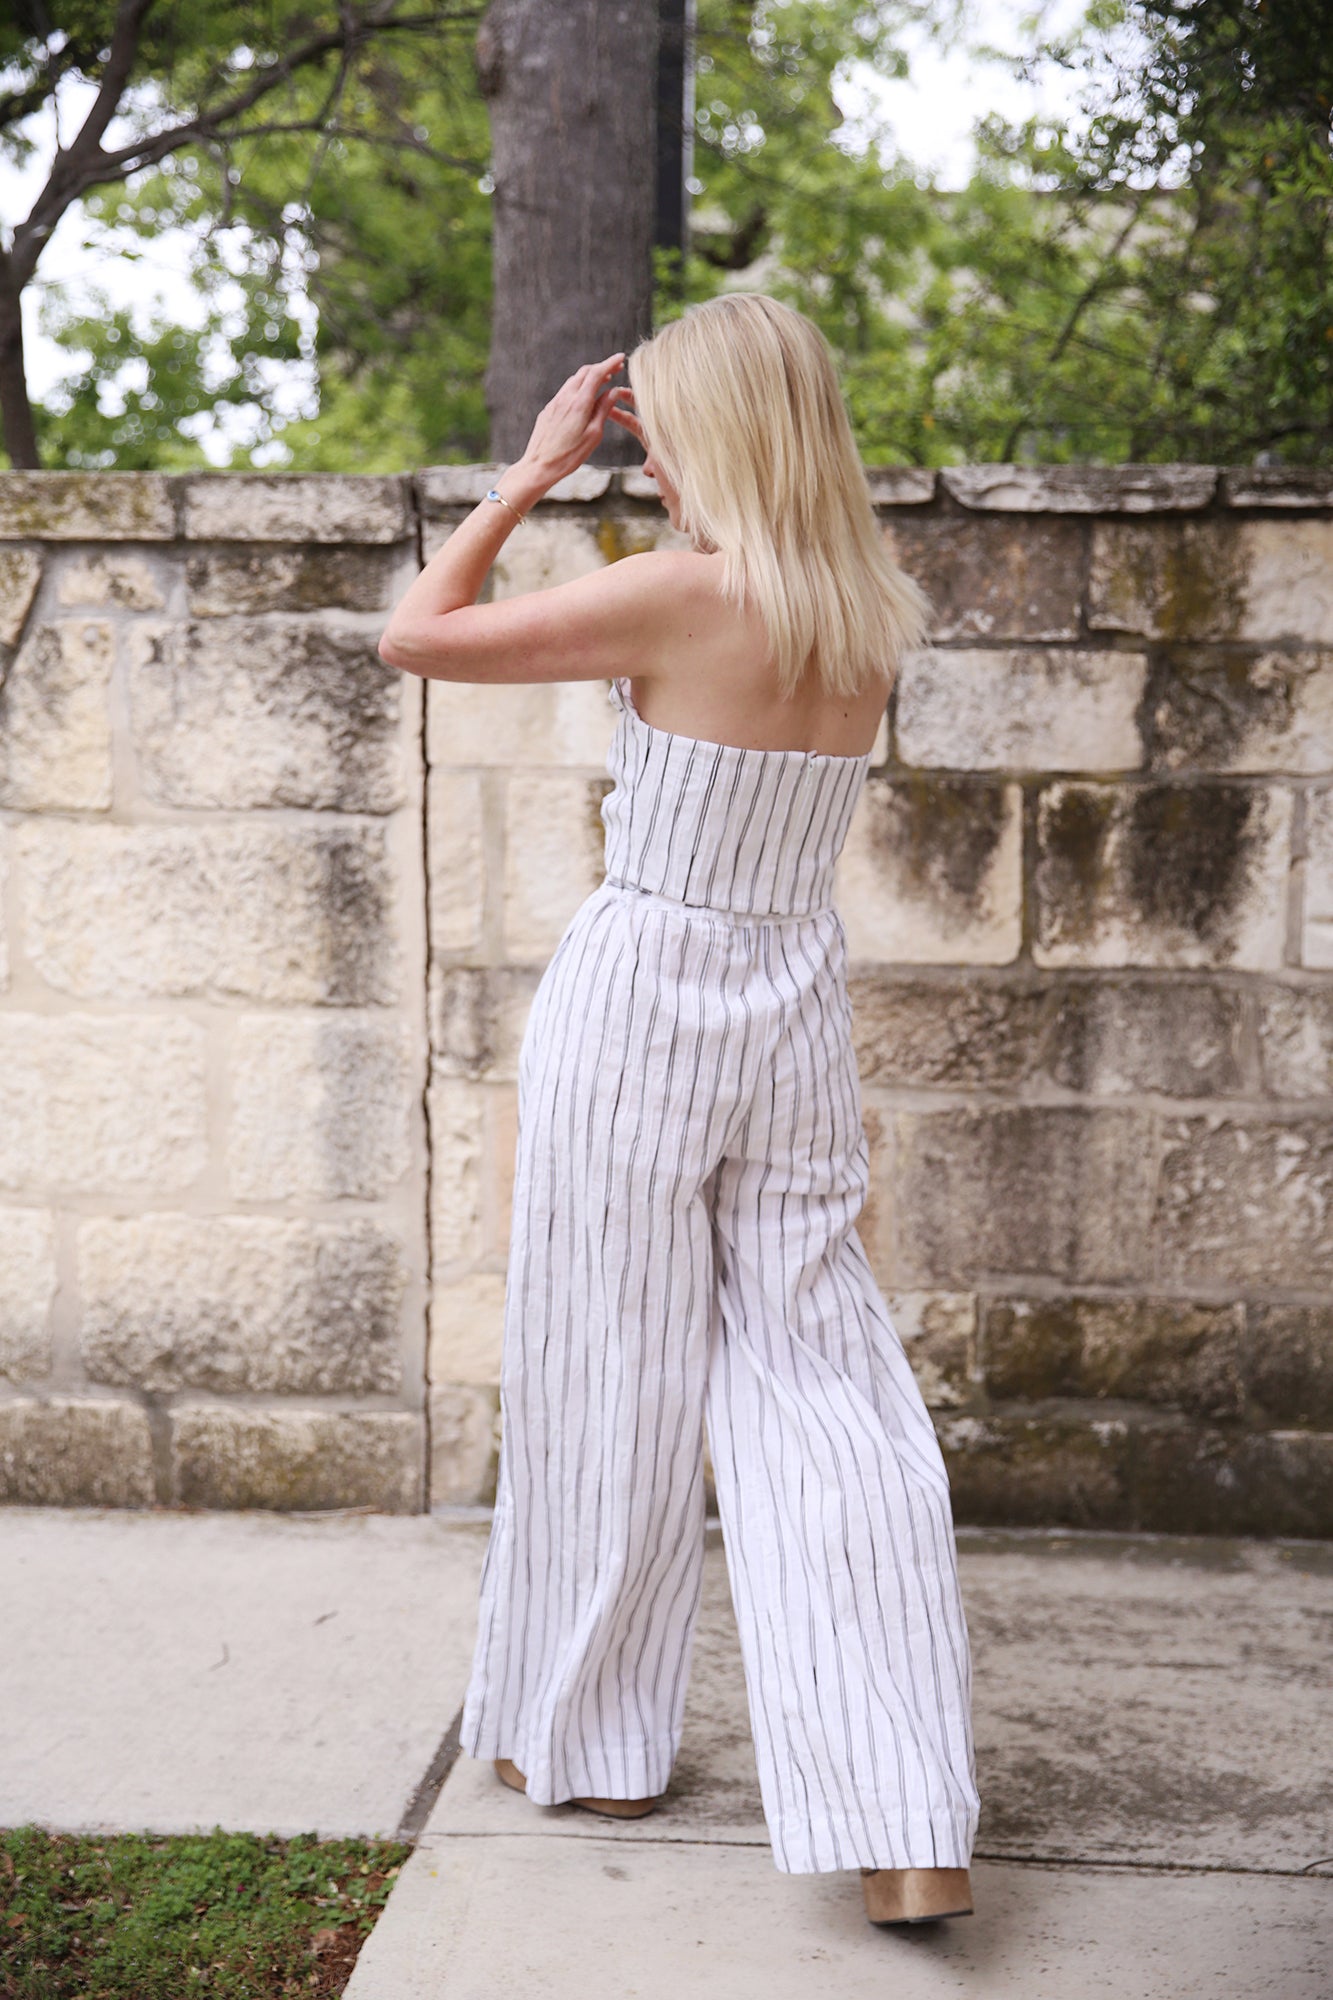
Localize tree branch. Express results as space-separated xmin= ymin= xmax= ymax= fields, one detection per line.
xmin=71 ymin=0 xmax=159 ymax=159
xmin=8 ymin=3 xmax=483 ymax=286
xmin=999 ymin=189 xmax=1152 ymax=460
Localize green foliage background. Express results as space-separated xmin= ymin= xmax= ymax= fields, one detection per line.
xmin=2 ymin=0 xmax=1330 ymax=471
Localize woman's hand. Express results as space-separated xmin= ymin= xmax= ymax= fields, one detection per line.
xmin=606 ymin=385 xmax=646 ymax=450
xmin=517 ymin=352 xmax=636 ymax=486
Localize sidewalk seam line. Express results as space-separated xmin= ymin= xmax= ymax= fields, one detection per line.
xmin=395 ymin=1703 xmax=465 ymax=1843
xmin=414 ymin=1828 xmax=1333 ymax=1878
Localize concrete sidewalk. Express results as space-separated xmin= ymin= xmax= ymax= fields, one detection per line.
xmin=3 ymin=1507 xmax=1330 ymax=1996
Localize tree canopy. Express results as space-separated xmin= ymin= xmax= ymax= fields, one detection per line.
xmin=1 ymin=0 xmax=1330 ymax=470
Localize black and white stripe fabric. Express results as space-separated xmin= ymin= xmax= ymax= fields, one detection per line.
xmin=457 ymin=675 xmax=980 ymax=1874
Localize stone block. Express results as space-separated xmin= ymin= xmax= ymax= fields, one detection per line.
xmin=0 ymin=472 xmax=173 ymax=540
xmin=502 ymin=772 xmax=611 ymax=959
xmin=1220 ymin=467 xmax=1333 ymax=508
xmin=170 ymin=1405 xmax=424 ymax=1511
xmin=1155 ymin=1116 xmax=1333 ymax=1288
xmin=185 ymin=546 xmax=402 ymax=615
xmin=0 ymin=835 xmax=8 ymax=991
xmin=56 ymin=551 xmax=165 ymax=610
xmin=613 ymin=522 xmax=699 ymax=563
xmin=0 ymin=619 xmax=113 ymax=811
xmin=942 ymin=465 xmax=1217 ymax=513
xmin=980 ymin=1296 xmax=1245 ymax=1420
xmin=604 ymin=510 xmax=700 ymax=562
xmin=947 ymin=1410 xmax=1333 ymax=1535
xmin=1045 ymin=978 xmax=1249 ymax=1097
xmin=1090 ymin=519 xmax=1333 ymax=643
xmin=227 ymin=1013 xmax=413 ymax=1201
xmin=1303 ymin=786 xmax=1333 ymax=968
xmin=838 ymin=776 xmax=1022 ymax=965
xmin=126 ymin=617 xmax=404 ymax=812
xmin=867 ymin=468 xmax=937 ymax=506
xmin=895 ymin=646 xmax=1145 ymax=771
xmin=0 ymin=1209 xmax=57 ymax=1382
xmin=1129 ymin=1424 xmax=1333 ymax=1538
xmin=419 ymin=512 xmax=688 ymax=564
xmin=0 ymin=549 xmax=42 ymax=644
xmin=0 ymin=1015 xmax=208 ymax=1192
xmin=429 ymin=1271 xmax=505 ymax=1388
xmin=182 ymin=473 xmax=411 ymax=544
xmin=1255 ymin=985 xmax=1333 ymax=1096
xmin=429 ymin=966 xmax=538 ymax=1081
xmin=79 ymin=1213 xmax=408 ymax=1395
xmin=488 ymin=516 xmax=607 ymax=600
xmin=429 ymin=1383 xmax=500 ymax=1505
xmin=882 ymin=515 xmax=1083 ymax=641
xmin=894 ymin=1106 xmax=1156 ymax=1285
xmin=1143 ymin=648 xmax=1333 ymax=775
xmin=416 ymin=465 xmax=611 ymax=510
xmin=884 ymin=1291 xmax=978 ymax=1408
xmin=1033 ymin=781 xmax=1292 ymax=970
xmin=847 ymin=973 xmax=1046 ymax=1090
xmin=428 ymin=771 xmax=487 ymax=955
xmin=938 ymin=1413 xmax=1133 ymax=1528
xmin=1244 ymin=1305 xmax=1333 ymax=1429
xmin=19 ymin=820 xmax=400 ymax=1003
xmin=429 ymin=1077 xmax=487 ymax=1267
xmin=0 ymin=1396 xmax=156 ymax=1505
xmin=1089 ymin=521 xmax=1247 ymax=640
xmin=426 ymin=675 xmax=616 ymax=769
xmin=486 ymin=1085 xmax=518 ymax=1258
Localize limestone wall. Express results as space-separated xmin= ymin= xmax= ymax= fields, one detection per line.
xmin=0 ymin=472 xmax=428 ymax=1510
xmin=3 ymin=463 xmax=1332 ymax=1534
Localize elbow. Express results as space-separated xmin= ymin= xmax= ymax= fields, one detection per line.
xmin=378 ymin=626 xmax=428 ymax=676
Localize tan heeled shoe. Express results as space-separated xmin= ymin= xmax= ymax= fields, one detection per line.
xmin=861 ymin=1866 xmax=973 ymax=1925
xmin=493 ymin=1756 xmax=661 ymax=1819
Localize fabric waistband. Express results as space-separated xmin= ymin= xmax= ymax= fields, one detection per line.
xmin=600 ymin=875 xmax=837 ymax=925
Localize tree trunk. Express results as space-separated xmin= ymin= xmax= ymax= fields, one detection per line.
xmin=0 ymin=261 xmax=40 ymax=470
xmin=656 ymin=0 xmax=693 ymax=293
xmin=476 ymin=0 xmax=659 ymax=465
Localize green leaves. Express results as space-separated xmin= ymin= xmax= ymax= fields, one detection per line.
xmin=6 ymin=0 xmax=1330 ymax=471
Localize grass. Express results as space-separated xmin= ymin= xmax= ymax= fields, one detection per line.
xmin=0 ymin=1824 xmax=413 ymax=1999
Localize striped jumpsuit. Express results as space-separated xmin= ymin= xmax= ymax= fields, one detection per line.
xmin=458 ymin=673 xmax=980 ymax=1875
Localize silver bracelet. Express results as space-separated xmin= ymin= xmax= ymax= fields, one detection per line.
xmin=484 ymin=486 xmax=526 ymax=523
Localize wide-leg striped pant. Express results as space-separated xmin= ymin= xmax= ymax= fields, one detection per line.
xmin=457 ymin=879 xmax=981 ymax=1874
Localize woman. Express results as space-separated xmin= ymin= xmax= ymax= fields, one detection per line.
xmin=378 ymin=292 xmax=981 ymax=1929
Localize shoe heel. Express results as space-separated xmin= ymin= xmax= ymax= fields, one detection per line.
xmin=570 ymin=1793 xmax=660 ymax=1820
xmin=861 ymin=1866 xmax=973 ymax=1925
xmin=494 ymin=1759 xmax=660 ymax=1818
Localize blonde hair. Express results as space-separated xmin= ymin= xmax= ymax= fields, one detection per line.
xmin=626 ymin=292 xmax=931 ymax=702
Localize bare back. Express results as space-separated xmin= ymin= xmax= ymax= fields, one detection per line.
xmin=628 ymin=551 xmax=893 ymax=759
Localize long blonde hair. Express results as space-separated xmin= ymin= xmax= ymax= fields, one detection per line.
xmin=626 ymin=292 xmax=931 ymax=701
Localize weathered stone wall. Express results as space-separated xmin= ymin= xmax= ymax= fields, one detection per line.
xmin=4 ymin=463 xmax=1332 ymax=1533
xmin=0 ymin=472 xmax=429 ymax=1510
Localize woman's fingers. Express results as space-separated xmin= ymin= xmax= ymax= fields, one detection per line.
xmin=559 ymin=354 xmax=625 ymax=412
xmin=600 ymin=385 xmax=641 ymax=430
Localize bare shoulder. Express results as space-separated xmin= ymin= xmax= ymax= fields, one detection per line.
xmin=584 ymin=547 xmax=720 ymax=616
xmin=616 ymin=547 xmax=743 ymax=625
